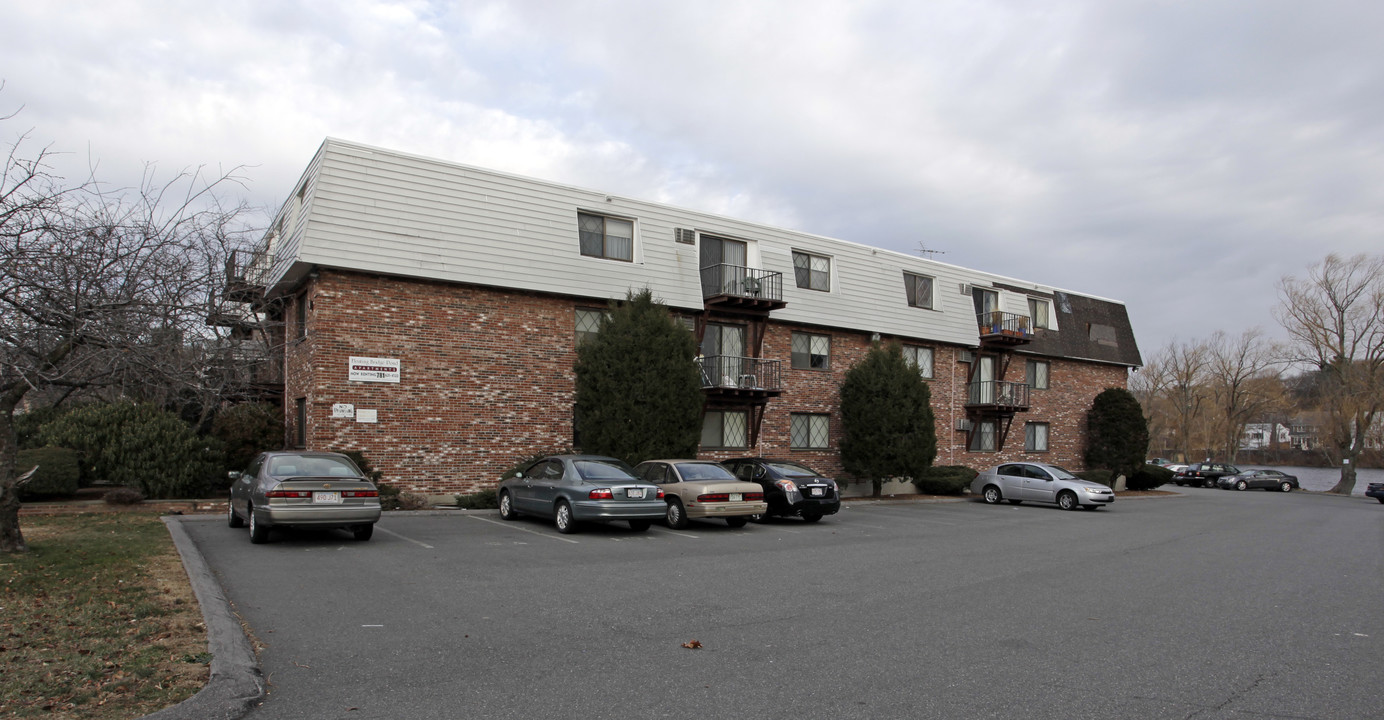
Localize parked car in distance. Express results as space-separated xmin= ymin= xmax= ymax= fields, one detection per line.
xmin=633 ymin=460 xmax=768 ymax=528
xmin=1148 ymin=458 xmax=1187 ymax=473
xmin=720 ymin=458 xmax=841 ymax=522
xmin=228 ymin=451 xmax=382 ymax=544
xmin=1173 ymin=462 xmax=1242 ymax=488
xmin=1216 ymin=469 xmax=1300 ymax=492
xmin=971 ymin=462 xmax=1115 ymax=511
xmin=1364 ymin=482 xmax=1384 ymax=504
xmin=497 ymin=455 xmax=666 ymax=534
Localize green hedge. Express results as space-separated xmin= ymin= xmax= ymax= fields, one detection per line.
xmin=1076 ymin=469 xmax=1115 ymax=487
xmin=912 ymin=465 xmax=978 ymax=495
xmin=16 ymin=447 xmax=81 ymax=499
xmin=1129 ymin=464 xmax=1173 ymax=491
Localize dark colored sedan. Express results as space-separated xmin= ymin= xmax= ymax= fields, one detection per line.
xmin=228 ymin=451 xmax=382 ymax=544
xmin=1366 ymin=483 xmax=1384 ymax=504
xmin=1173 ymin=462 xmax=1242 ymax=488
xmin=720 ymin=458 xmax=840 ymax=523
xmin=497 ymin=455 xmax=666 ymax=534
xmin=1216 ymin=469 xmax=1300 ymax=492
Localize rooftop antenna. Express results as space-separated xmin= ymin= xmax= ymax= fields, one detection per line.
xmin=916 ymin=243 xmax=946 ymax=259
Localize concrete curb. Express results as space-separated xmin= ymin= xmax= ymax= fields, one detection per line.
xmin=144 ymin=517 xmax=264 ymax=720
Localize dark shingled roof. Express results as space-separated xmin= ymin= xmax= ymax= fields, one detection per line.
xmin=1007 ymin=288 xmax=1142 ymax=367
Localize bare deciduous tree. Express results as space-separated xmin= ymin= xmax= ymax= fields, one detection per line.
xmin=1164 ymin=338 xmax=1211 ymax=463
xmin=1205 ymin=329 xmax=1282 ymax=462
xmin=1275 ymin=253 xmax=1384 ymax=495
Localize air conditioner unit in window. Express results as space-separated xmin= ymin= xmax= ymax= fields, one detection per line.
xmin=675 ymin=228 xmax=696 ymax=245
xmin=959 ymin=283 xmax=971 ymax=295
xmin=956 ymin=419 xmax=973 ymax=432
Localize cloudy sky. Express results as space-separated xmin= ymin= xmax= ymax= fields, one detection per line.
xmin=3 ymin=0 xmax=1381 ymax=358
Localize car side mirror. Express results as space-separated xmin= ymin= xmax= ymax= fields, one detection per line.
xmin=754 ymin=468 xmax=766 ymax=480
xmin=514 ymin=471 xmax=525 ymax=479
xmin=228 ymin=471 xmax=241 ymax=481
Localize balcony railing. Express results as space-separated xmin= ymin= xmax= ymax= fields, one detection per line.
xmin=977 ymin=311 xmax=1032 ymax=345
xmin=698 ymin=355 xmax=782 ymax=393
xmin=699 ymin=264 xmax=786 ymax=310
xmin=224 ymin=248 xmax=276 ymax=301
xmin=966 ymin=380 xmax=1030 ymax=411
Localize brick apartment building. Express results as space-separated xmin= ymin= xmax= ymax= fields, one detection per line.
xmin=218 ymin=139 xmax=1142 ymax=498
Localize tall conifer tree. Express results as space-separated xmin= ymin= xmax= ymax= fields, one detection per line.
xmin=839 ymin=342 xmax=937 ymax=496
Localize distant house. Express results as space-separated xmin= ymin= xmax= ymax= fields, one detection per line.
xmin=215 ymin=139 xmax=1143 ymax=496
xmin=1240 ymin=423 xmax=1291 ymax=450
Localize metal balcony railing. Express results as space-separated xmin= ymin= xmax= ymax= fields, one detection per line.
xmin=966 ymin=380 xmax=1030 ymax=410
xmin=699 ymin=264 xmax=784 ymax=304
xmin=224 ymin=248 xmax=278 ymax=301
xmin=977 ymin=311 xmax=1032 ymax=342
xmin=698 ymin=355 xmax=782 ymax=392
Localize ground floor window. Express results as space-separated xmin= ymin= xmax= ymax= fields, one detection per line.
xmin=790 ymin=413 xmax=830 ymax=449
xmin=702 ymin=410 xmax=748 ymax=449
xmin=1025 ymin=422 xmax=1049 ymax=452
xmin=294 ymin=397 xmax=307 ymax=448
xmin=969 ymin=420 xmax=996 ymax=452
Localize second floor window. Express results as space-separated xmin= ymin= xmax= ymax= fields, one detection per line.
xmin=1028 ymin=298 xmax=1050 ymax=329
xmin=701 ymin=410 xmax=748 ymax=449
xmin=790 ymin=413 xmax=830 ymax=449
xmin=1025 ymin=422 xmax=1049 ymax=452
xmin=792 ymin=251 xmax=831 ymax=291
xmin=791 ymin=332 xmax=830 ymax=370
xmin=1027 ymin=360 xmax=1050 ymax=390
xmin=904 ymin=273 xmax=934 ymax=309
xmin=574 ymin=308 xmax=607 ymax=346
xmin=903 ymin=346 xmax=934 ymax=379
xmin=969 ymin=420 xmax=996 ymax=452
xmin=578 ymin=212 xmax=633 ymax=261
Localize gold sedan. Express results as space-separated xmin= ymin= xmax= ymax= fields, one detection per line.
xmin=634 ymin=460 xmax=769 ymax=529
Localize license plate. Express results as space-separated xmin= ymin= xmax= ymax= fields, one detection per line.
xmin=625 ymin=488 xmax=645 ymax=499
xmin=313 ymin=491 xmax=342 ymax=504
xmin=809 ymin=487 xmax=824 ymax=497
xmin=730 ymin=493 xmax=742 ymax=502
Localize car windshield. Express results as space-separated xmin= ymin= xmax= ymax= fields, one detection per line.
xmin=268 ymin=456 xmax=362 ymax=478
xmin=1045 ymin=465 xmax=1079 ymax=480
xmin=765 ymin=461 xmax=821 ymax=478
xmin=674 ymin=463 xmax=737 ymax=481
xmin=574 ymin=460 xmax=638 ymax=482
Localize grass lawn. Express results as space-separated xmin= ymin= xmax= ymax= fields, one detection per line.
xmin=0 ymin=514 xmax=208 ymax=719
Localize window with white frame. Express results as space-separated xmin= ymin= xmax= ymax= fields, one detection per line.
xmin=790 ymin=413 xmax=830 ymax=449
xmin=701 ymin=411 xmax=748 ymax=449
xmin=903 ymin=346 xmax=934 ymax=379
xmin=1025 ymin=422 xmax=1049 ymax=452
xmin=1028 ymin=297 xmax=1050 ymax=329
xmin=574 ymin=308 xmax=608 ymax=346
xmin=578 ymin=212 xmax=634 ymax=261
xmin=1026 ymin=359 xmax=1050 ymax=390
xmin=791 ymin=332 xmax=831 ymax=370
xmin=792 ymin=251 xmax=831 ymax=291
xmin=969 ymin=420 xmax=996 ymax=452
xmin=904 ymin=272 xmax=935 ymax=309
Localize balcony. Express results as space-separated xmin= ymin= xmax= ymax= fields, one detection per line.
xmin=700 ymin=264 xmax=787 ymax=312
xmin=965 ymin=380 xmax=1030 ymax=412
xmin=977 ymin=311 xmax=1032 ymax=346
xmin=698 ymin=355 xmax=783 ymax=399
xmin=224 ymin=249 xmax=271 ymax=302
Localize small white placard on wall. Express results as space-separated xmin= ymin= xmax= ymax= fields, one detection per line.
xmin=355 ymin=409 xmax=378 ymax=423
xmin=349 ymin=357 xmax=401 ymax=383
xmin=331 ymin=403 xmax=355 ymax=418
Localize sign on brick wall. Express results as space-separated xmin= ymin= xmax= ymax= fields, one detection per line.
xmin=349 ymin=356 xmax=401 ymax=383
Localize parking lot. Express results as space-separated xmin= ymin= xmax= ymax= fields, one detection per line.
xmin=182 ymin=488 xmax=1384 ymax=719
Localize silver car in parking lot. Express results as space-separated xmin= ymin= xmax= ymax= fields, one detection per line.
xmin=497 ymin=454 xmax=667 ymax=533
xmin=971 ymin=461 xmax=1115 ymax=510
xmin=228 ymin=451 xmax=382 ymax=543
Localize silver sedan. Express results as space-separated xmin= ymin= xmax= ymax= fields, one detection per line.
xmin=228 ymin=451 xmax=382 ymax=543
xmin=970 ymin=462 xmax=1115 ymax=511
xmin=497 ymin=455 xmax=667 ymax=533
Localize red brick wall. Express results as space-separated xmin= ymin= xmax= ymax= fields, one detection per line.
xmin=284 ymin=270 xmax=1131 ymax=494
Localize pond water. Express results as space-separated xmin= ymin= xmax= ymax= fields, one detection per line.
xmin=1250 ymin=465 xmax=1384 ymax=496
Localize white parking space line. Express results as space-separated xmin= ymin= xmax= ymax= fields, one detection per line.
xmin=657 ymin=529 xmax=700 ymax=539
xmin=374 ymin=525 xmax=435 ymax=549
xmin=468 ymin=514 xmax=580 ymax=544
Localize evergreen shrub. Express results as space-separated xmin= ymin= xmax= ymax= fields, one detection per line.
xmin=1129 ymin=464 xmax=1173 ymax=491
xmin=1076 ymin=469 xmax=1115 ymax=487
xmin=1085 ymin=388 xmax=1150 ymax=480
xmin=456 ymin=489 xmax=499 ymax=509
xmin=912 ymin=465 xmax=977 ymax=495
xmin=103 ymin=487 xmax=145 ymax=505
xmin=211 ymin=403 xmax=284 ymax=471
xmin=15 ymin=447 xmax=81 ymax=499
xmin=839 ymin=342 xmax=938 ymax=497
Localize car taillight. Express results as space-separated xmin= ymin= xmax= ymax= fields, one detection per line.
xmin=343 ymin=490 xmax=378 ymax=498
xmin=656 ymin=488 xmax=665 ymax=499
xmin=698 ymin=493 xmax=731 ymax=503
xmin=266 ymin=490 xmax=311 ymax=498
xmin=589 ymin=488 xmax=614 ymax=499
xmin=745 ymin=492 xmax=764 ymax=501
xmin=775 ymin=480 xmax=797 ymax=492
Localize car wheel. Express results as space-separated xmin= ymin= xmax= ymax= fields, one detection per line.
xmin=982 ymin=485 xmax=1002 ymax=504
xmin=1057 ymin=491 xmax=1079 ymax=511
xmin=628 ymin=519 xmax=651 ymax=532
xmin=1235 ymin=480 xmax=1248 ymax=491
xmin=248 ymin=509 xmax=270 ymax=544
xmin=725 ymin=516 xmax=748 ymax=528
xmin=801 ymin=512 xmax=823 ymax=523
xmin=226 ymin=498 xmax=245 ymax=528
xmin=1174 ymin=481 xmax=1185 ymax=487
xmin=1279 ymin=482 xmax=1292 ymax=493
xmin=554 ymin=500 xmax=577 ymax=534
xmin=666 ymin=499 xmax=689 ymax=529
xmin=1081 ymin=504 xmax=1101 ymax=511
xmin=1007 ymin=499 xmax=1022 ymax=505
xmin=498 ymin=491 xmax=518 ymax=520
xmin=352 ymin=524 xmax=374 ymax=541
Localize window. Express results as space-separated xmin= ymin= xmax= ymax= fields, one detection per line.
xmin=904 ymin=273 xmax=934 ymax=309
xmin=295 ymin=295 xmax=307 ymax=340
xmin=578 ymin=212 xmax=634 ymax=261
xmin=1089 ymin=323 xmax=1118 ymax=347
xmin=1026 ymin=360 xmax=1050 ymax=390
xmin=792 ymin=251 xmax=831 ymax=291
xmin=972 ymin=287 xmax=998 ymax=318
xmin=903 ymin=346 xmax=934 ymax=379
xmin=701 ymin=411 xmax=748 ymax=448
xmin=294 ymin=397 xmax=307 ymax=448
xmin=969 ymin=420 xmax=996 ymax=452
xmin=1028 ymin=298 xmax=1050 ymax=329
xmin=791 ymin=332 xmax=831 ymax=370
xmin=574 ymin=308 xmax=607 ymax=346
xmin=790 ymin=413 xmax=830 ymax=449
xmin=1025 ymin=422 xmax=1049 ymax=452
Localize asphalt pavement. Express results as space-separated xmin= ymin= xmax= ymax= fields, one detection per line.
xmin=171 ymin=488 xmax=1384 ymax=720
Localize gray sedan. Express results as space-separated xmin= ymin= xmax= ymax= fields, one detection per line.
xmin=497 ymin=455 xmax=667 ymax=533
xmin=970 ymin=462 xmax=1115 ymax=511
xmin=228 ymin=451 xmax=382 ymax=543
